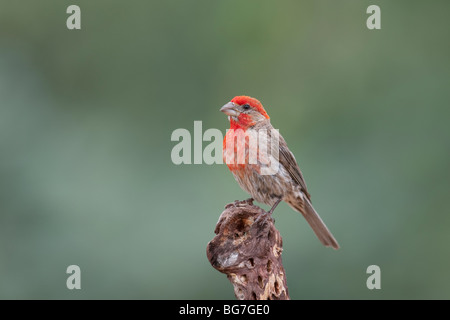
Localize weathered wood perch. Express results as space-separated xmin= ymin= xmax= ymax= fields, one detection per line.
xmin=206 ymin=199 xmax=289 ymax=300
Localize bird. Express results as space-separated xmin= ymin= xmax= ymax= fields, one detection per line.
xmin=221 ymin=95 xmax=339 ymax=249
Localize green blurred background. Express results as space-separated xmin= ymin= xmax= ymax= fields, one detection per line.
xmin=1 ymin=0 xmax=449 ymax=299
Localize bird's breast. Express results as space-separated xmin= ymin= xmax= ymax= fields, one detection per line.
xmin=222 ymin=127 xmax=294 ymax=206
xmin=222 ymin=128 xmax=259 ymax=172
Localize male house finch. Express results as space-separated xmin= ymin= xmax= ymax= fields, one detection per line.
xmin=221 ymin=96 xmax=339 ymax=249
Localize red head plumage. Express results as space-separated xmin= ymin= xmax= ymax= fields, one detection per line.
xmin=231 ymin=96 xmax=270 ymax=120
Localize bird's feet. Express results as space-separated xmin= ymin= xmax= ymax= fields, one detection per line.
xmin=267 ymin=198 xmax=282 ymax=215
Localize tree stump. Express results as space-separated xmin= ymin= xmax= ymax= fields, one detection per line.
xmin=206 ymin=199 xmax=289 ymax=300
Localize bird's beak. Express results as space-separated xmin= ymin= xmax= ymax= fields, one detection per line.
xmin=220 ymin=102 xmax=239 ymax=117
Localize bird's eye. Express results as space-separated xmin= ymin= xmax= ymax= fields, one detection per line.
xmin=242 ymin=104 xmax=251 ymax=110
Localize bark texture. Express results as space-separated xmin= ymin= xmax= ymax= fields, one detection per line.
xmin=206 ymin=199 xmax=289 ymax=300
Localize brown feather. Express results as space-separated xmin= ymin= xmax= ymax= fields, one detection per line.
xmin=277 ymin=135 xmax=312 ymax=200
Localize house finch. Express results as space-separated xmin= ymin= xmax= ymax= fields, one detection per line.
xmin=221 ymin=96 xmax=339 ymax=249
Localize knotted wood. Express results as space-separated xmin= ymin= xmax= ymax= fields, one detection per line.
xmin=206 ymin=199 xmax=289 ymax=300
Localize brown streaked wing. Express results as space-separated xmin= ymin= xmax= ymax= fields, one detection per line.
xmin=276 ymin=134 xmax=312 ymax=200
xmin=253 ymin=120 xmax=312 ymax=200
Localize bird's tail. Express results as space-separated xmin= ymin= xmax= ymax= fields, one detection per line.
xmin=288 ymin=195 xmax=340 ymax=249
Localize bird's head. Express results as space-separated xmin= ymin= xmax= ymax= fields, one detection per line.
xmin=220 ymin=96 xmax=270 ymax=130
